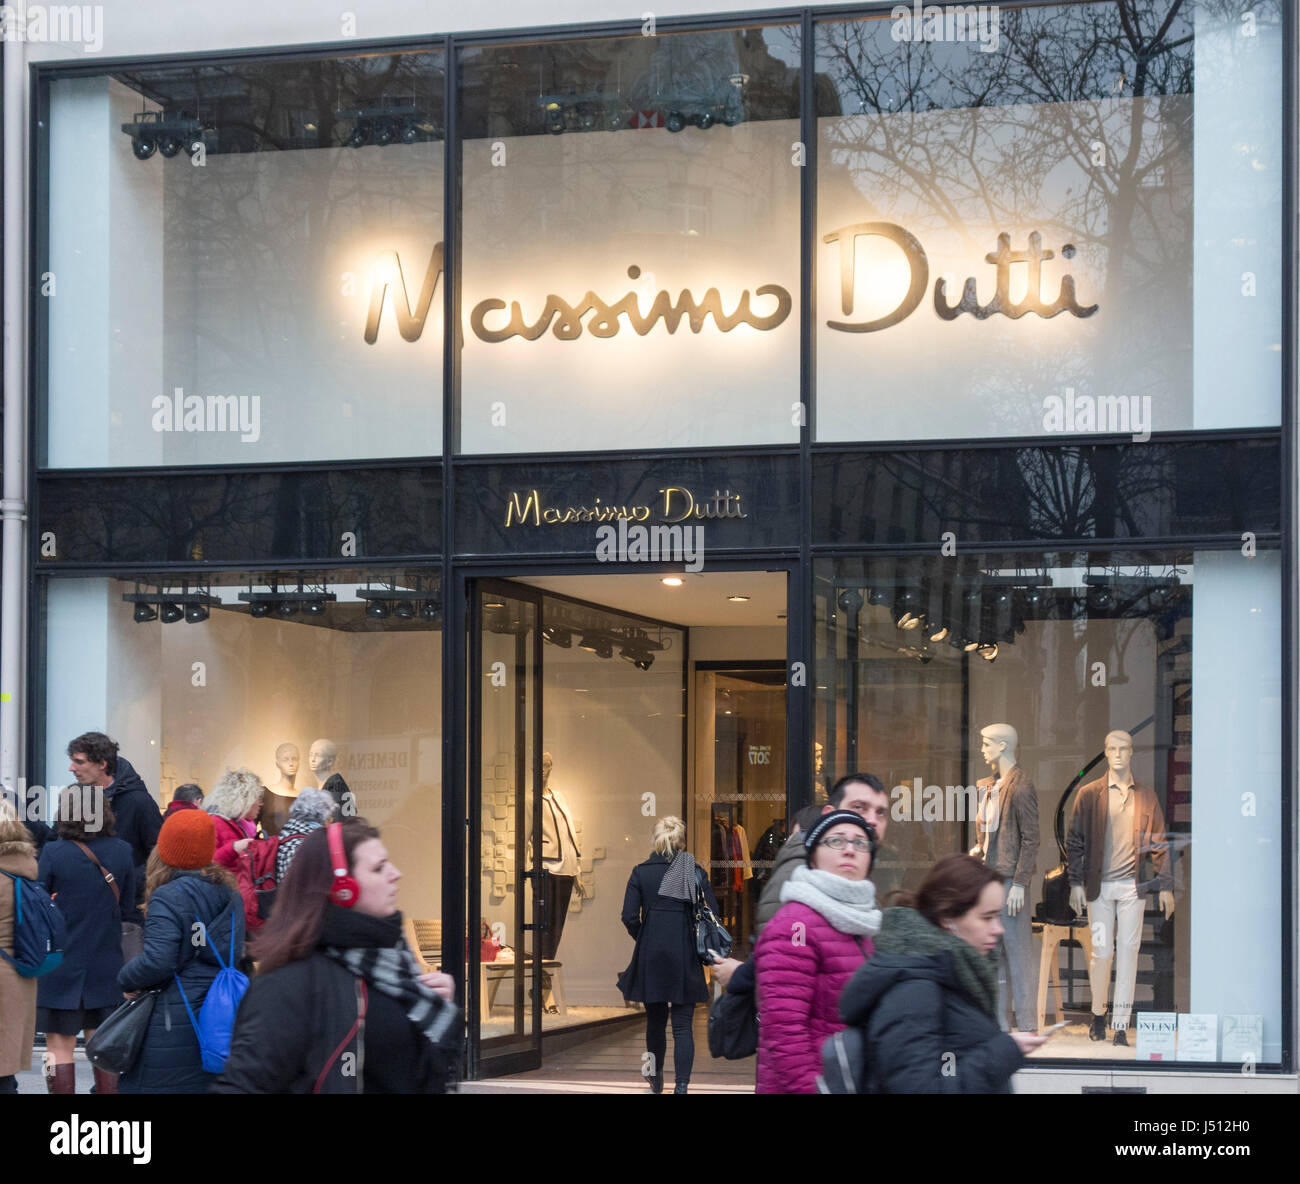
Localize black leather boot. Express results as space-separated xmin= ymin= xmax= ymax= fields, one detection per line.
xmin=1089 ymin=1014 xmax=1107 ymax=1041
xmin=648 ymin=1072 xmax=664 ymax=1094
xmin=673 ymin=1080 xmax=689 ymax=1094
xmin=1113 ymin=1029 xmax=1129 ymax=1047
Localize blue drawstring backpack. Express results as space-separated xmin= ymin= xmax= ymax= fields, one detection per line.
xmin=0 ymin=870 xmax=65 ymax=978
xmin=173 ymin=885 xmax=248 ymax=1074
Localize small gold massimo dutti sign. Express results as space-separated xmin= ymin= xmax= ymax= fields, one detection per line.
xmin=503 ymin=486 xmax=747 ymax=527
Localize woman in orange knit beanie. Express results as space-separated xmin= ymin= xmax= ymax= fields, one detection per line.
xmin=116 ymin=809 xmax=245 ymax=1093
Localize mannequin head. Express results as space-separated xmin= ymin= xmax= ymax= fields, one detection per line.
xmin=979 ymin=723 xmax=1019 ymax=774
xmin=308 ymin=739 xmax=338 ymax=775
xmin=542 ymin=751 xmax=553 ymax=788
xmin=275 ymin=743 xmax=300 ymax=777
xmin=1104 ymin=730 xmax=1134 ymax=779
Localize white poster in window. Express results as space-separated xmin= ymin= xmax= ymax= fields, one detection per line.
xmin=816 ymin=97 xmax=1193 ymax=443
xmin=1135 ymin=1012 xmax=1177 ymax=1061
xmin=1177 ymin=1013 xmax=1218 ymax=1062
xmin=1220 ymin=1015 xmax=1263 ymax=1066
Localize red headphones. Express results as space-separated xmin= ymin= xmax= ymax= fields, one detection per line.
xmin=327 ymin=823 xmax=359 ymax=908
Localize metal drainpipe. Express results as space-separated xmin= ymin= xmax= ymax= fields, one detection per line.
xmin=1 ymin=26 xmax=28 ymax=795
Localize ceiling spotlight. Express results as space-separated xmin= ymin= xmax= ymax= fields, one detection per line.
xmin=133 ymin=602 xmax=157 ymax=623
xmin=963 ymin=638 xmax=982 ymax=652
xmin=662 ymin=577 xmax=683 ymax=587
xmin=577 ymin=632 xmax=600 ymax=652
xmin=727 ymin=595 xmax=750 ymax=603
xmin=366 ymin=599 xmax=389 ymax=620
xmin=594 ymin=638 xmax=613 ymax=660
xmin=394 ymin=600 xmax=415 ymax=620
xmin=131 ymin=135 xmax=157 ymax=160
xmin=1089 ymin=585 xmax=1115 ymax=611
xmin=159 ymin=603 xmax=184 ymax=624
xmin=421 ymin=600 xmax=442 ymax=625
xmin=346 ymin=118 xmax=372 ymax=148
xmin=866 ymin=587 xmax=889 ymax=607
xmin=979 ymin=643 xmax=999 ymax=661
xmin=249 ymin=602 xmax=270 ymax=618
xmin=927 ymin=621 xmax=949 ymax=642
xmin=400 ymin=120 xmax=419 ymax=145
xmin=837 ymin=588 xmax=864 ymax=614
xmin=897 ymin=611 xmax=922 ymax=630
xmin=373 ymin=119 xmax=395 ymax=147
xmin=304 ymin=598 xmax=327 ymax=616
xmin=542 ymin=625 xmax=572 ymax=647
xmin=185 ymin=602 xmax=209 ymax=624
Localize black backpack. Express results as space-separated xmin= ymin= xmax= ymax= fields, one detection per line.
xmin=818 ymin=1026 xmax=871 ymax=1093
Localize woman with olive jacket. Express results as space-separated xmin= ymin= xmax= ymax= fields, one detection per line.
xmin=214 ymin=821 xmax=460 ymax=1094
xmin=839 ymin=854 xmax=1047 ymax=1093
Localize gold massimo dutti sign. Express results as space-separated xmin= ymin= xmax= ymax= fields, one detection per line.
xmin=364 ymin=225 xmax=1097 ymax=344
xmin=503 ymin=486 xmax=747 ymax=527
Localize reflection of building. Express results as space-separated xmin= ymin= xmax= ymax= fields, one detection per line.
xmin=4 ymin=1 xmax=1292 ymax=1092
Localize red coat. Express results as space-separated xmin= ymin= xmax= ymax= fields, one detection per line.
xmin=753 ymin=900 xmax=872 ymax=1094
xmin=212 ymin=815 xmax=254 ymax=870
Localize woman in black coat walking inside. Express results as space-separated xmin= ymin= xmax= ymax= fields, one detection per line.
xmin=117 ymin=808 xmax=245 ymax=1093
xmin=617 ymin=815 xmax=719 ymax=1094
xmin=37 ymin=787 xmax=136 ymax=1094
xmin=213 ymin=820 xmax=460 ymax=1094
xmin=839 ymin=854 xmax=1047 ymax=1092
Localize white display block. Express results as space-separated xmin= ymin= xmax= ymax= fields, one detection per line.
xmin=1177 ymin=1014 xmax=1219 ymax=1062
xmin=1220 ymin=1015 xmax=1263 ymax=1066
xmin=1135 ymin=1013 xmax=1177 ymax=1061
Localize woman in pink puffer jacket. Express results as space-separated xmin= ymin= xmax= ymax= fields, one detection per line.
xmin=753 ymin=811 xmax=882 ymax=1093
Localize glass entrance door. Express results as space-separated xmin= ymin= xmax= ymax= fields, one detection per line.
xmin=470 ymin=579 xmax=543 ymax=1072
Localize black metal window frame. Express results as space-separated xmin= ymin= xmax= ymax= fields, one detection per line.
xmin=22 ymin=0 xmax=1295 ymax=1077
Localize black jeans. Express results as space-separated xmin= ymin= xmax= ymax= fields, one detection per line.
xmin=0 ymin=1074 xmax=17 ymax=1094
xmin=644 ymin=1002 xmax=695 ymax=1084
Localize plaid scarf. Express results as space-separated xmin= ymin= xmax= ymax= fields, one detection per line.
xmin=321 ymin=910 xmax=459 ymax=1051
xmin=658 ymin=851 xmax=698 ymax=902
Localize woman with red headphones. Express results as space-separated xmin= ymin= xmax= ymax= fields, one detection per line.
xmin=212 ymin=820 xmax=460 ymax=1093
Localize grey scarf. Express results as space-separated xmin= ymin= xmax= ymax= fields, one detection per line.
xmin=658 ymin=851 xmax=697 ymax=903
xmin=779 ymin=866 xmax=882 ymax=937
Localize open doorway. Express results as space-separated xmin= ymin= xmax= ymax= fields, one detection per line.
xmin=466 ymin=568 xmax=788 ymax=1076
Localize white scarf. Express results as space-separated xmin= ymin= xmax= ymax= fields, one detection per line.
xmin=779 ymin=866 xmax=882 ymax=937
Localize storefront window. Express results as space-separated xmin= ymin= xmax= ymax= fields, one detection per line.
xmin=815 ymin=547 xmax=1282 ymax=1065
xmin=457 ymin=26 xmax=801 ymax=453
xmin=40 ymin=568 xmax=443 ymax=920
xmin=814 ymin=0 xmax=1281 ymax=443
xmin=43 ymin=50 xmax=444 ymax=467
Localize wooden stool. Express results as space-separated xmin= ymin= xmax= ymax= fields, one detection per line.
xmin=1036 ymin=921 xmax=1094 ymax=1032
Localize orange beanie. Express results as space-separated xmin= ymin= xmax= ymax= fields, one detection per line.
xmin=156 ymin=809 xmax=216 ymax=870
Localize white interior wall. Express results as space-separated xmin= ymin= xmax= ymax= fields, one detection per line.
xmin=1190 ymin=550 xmax=1282 ymax=1062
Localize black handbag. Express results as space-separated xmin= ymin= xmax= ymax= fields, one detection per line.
xmin=85 ymin=989 xmax=160 ymax=1074
xmin=691 ymin=868 xmax=733 ymax=965
xmin=707 ymin=978 xmax=757 ymax=1059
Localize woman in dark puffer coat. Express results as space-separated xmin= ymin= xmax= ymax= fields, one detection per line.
xmin=839 ymin=854 xmax=1047 ymax=1093
xmin=118 ymin=810 xmax=244 ymax=1094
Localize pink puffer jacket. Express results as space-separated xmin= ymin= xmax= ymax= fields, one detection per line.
xmin=754 ymin=900 xmax=872 ymax=1094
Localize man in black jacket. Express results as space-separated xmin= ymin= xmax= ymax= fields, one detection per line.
xmin=67 ymin=732 xmax=163 ymax=929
